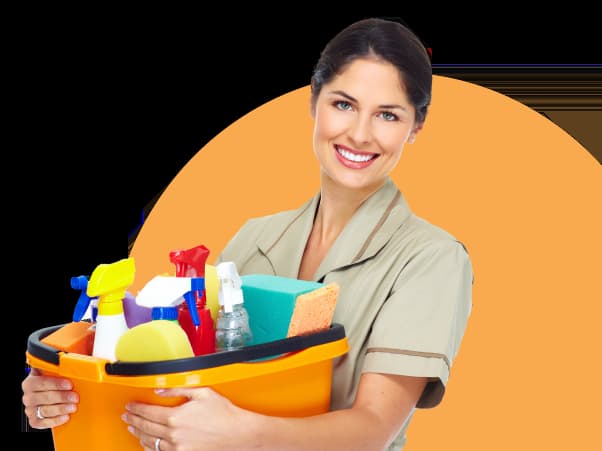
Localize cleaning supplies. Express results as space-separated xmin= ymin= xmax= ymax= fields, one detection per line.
xmin=285 ymin=283 xmax=339 ymax=337
xmin=122 ymin=291 xmax=152 ymax=328
xmin=41 ymin=275 xmax=98 ymax=354
xmin=70 ymin=275 xmax=98 ymax=323
xmin=114 ymin=320 xmax=194 ymax=362
xmin=133 ymin=274 xmax=204 ymax=325
xmin=114 ymin=274 xmax=203 ymax=361
xmin=169 ymin=244 xmax=215 ymax=355
xmin=240 ymin=274 xmax=339 ymax=345
xmin=87 ymin=257 xmax=135 ymax=361
xmin=204 ymin=263 xmax=220 ymax=322
xmin=215 ymin=262 xmax=252 ymax=351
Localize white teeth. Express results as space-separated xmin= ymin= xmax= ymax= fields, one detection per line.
xmin=337 ymin=147 xmax=375 ymax=162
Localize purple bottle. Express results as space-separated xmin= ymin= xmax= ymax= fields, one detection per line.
xmin=122 ymin=291 xmax=152 ymax=328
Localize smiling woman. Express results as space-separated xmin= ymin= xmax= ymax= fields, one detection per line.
xmin=22 ymin=18 xmax=473 ymax=451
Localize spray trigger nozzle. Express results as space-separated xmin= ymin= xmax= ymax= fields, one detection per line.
xmin=71 ymin=275 xmax=96 ymax=322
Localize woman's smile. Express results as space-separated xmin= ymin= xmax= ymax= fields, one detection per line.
xmin=334 ymin=144 xmax=379 ymax=169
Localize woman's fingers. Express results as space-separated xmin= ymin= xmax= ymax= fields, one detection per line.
xmin=25 ymin=405 xmax=71 ymax=429
xmin=22 ymin=369 xmax=78 ymax=429
xmin=124 ymin=411 xmax=171 ymax=451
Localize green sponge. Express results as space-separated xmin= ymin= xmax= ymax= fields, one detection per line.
xmin=241 ymin=274 xmax=337 ymax=345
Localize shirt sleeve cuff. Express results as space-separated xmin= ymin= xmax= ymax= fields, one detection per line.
xmin=362 ymin=349 xmax=449 ymax=408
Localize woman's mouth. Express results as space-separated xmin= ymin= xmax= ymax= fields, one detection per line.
xmin=334 ymin=145 xmax=379 ymax=169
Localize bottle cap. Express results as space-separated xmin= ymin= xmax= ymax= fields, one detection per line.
xmin=151 ymin=306 xmax=179 ymax=321
xmin=216 ymin=262 xmax=244 ymax=313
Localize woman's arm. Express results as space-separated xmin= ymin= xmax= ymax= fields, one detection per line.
xmin=123 ymin=372 xmax=427 ymax=451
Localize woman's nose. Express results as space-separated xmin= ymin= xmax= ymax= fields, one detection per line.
xmin=347 ymin=114 xmax=372 ymax=145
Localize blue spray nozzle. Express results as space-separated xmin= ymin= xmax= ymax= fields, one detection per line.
xmin=183 ymin=277 xmax=205 ymax=327
xmin=191 ymin=277 xmax=205 ymax=293
xmin=71 ymin=275 xmax=94 ymax=322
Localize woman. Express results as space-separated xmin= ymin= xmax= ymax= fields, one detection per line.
xmin=22 ymin=18 xmax=473 ymax=450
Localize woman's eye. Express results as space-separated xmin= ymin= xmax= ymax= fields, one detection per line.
xmin=380 ymin=111 xmax=398 ymax=122
xmin=335 ymin=100 xmax=352 ymax=111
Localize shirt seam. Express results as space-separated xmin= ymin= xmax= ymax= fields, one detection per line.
xmin=352 ymin=190 xmax=402 ymax=263
xmin=366 ymin=346 xmax=451 ymax=371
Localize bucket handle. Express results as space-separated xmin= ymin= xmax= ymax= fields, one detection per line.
xmin=27 ymin=323 xmax=346 ymax=376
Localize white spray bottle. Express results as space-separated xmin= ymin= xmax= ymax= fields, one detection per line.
xmin=215 ymin=262 xmax=253 ymax=351
xmin=135 ymin=275 xmax=204 ymax=325
xmin=87 ymin=257 xmax=135 ymax=361
xmin=113 ymin=275 xmax=203 ymax=362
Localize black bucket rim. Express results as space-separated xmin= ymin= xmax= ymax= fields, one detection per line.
xmin=27 ymin=322 xmax=346 ymax=376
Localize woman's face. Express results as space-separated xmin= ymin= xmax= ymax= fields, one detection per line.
xmin=312 ymin=58 xmax=421 ymax=194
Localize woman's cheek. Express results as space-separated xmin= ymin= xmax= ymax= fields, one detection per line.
xmin=315 ymin=108 xmax=348 ymax=142
xmin=375 ymin=122 xmax=412 ymax=154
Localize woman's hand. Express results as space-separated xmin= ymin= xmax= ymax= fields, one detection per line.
xmin=21 ymin=368 xmax=79 ymax=429
xmin=123 ymin=373 xmax=428 ymax=450
xmin=123 ymin=386 xmax=256 ymax=451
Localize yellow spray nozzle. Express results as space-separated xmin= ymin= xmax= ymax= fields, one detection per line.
xmin=87 ymin=257 xmax=135 ymax=315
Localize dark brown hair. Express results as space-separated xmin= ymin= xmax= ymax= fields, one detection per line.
xmin=311 ymin=18 xmax=432 ymax=124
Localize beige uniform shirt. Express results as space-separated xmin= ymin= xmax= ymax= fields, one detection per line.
xmin=216 ymin=177 xmax=473 ymax=450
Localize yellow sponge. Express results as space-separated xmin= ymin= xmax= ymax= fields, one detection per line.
xmin=287 ymin=283 xmax=339 ymax=337
xmin=115 ymin=320 xmax=194 ymax=362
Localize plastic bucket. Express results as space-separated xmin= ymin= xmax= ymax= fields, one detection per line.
xmin=26 ymin=323 xmax=348 ymax=451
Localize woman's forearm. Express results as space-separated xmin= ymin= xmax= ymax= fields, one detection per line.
xmin=240 ymin=373 xmax=425 ymax=450
xmin=244 ymin=406 xmax=396 ymax=451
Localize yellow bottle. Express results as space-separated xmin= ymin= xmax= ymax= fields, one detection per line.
xmin=87 ymin=258 xmax=135 ymax=361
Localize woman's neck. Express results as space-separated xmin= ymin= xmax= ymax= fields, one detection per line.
xmin=315 ymin=177 xmax=385 ymax=244
xmin=297 ymin=177 xmax=386 ymax=280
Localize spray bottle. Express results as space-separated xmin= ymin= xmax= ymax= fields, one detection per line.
xmin=87 ymin=257 xmax=135 ymax=361
xmin=122 ymin=290 xmax=152 ymax=328
xmin=40 ymin=275 xmax=98 ymax=355
xmin=169 ymin=244 xmax=215 ymax=355
xmin=114 ymin=275 xmax=204 ymax=361
xmin=215 ymin=261 xmax=252 ymax=351
xmin=71 ymin=275 xmax=98 ymax=323
xmin=134 ymin=275 xmax=204 ymax=324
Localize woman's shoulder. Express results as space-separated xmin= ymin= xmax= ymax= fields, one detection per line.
xmin=217 ymin=199 xmax=315 ymax=264
xmin=387 ymin=182 xmax=469 ymax=255
xmin=400 ymin=211 xmax=470 ymax=256
xmin=238 ymin=205 xmax=307 ymax=234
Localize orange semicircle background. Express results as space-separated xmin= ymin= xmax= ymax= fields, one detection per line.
xmin=130 ymin=75 xmax=602 ymax=450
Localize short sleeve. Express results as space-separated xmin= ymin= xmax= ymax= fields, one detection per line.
xmin=362 ymin=239 xmax=473 ymax=408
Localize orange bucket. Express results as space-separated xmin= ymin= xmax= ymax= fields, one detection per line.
xmin=26 ymin=323 xmax=348 ymax=451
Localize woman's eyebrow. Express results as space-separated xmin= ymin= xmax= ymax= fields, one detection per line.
xmin=329 ymin=90 xmax=407 ymax=111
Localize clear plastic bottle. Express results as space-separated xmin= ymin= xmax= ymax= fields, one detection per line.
xmin=215 ymin=261 xmax=253 ymax=352
xmin=215 ymin=303 xmax=252 ymax=351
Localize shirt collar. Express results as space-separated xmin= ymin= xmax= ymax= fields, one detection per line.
xmin=256 ymin=178 xmax=412 ymax=281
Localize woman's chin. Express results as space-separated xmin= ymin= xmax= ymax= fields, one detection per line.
xmin=328 ymin=173 xmax=385 ymax=194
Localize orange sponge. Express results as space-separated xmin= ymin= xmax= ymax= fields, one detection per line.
xmin=41 ymin=321 xmax=95 ymax=355
xmin=241 ymin=275 xmax=340 ymax=345
xmin=287 ymin=283 xmax=339 ymax=337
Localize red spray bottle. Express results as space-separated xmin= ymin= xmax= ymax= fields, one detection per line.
xmin=169 ymin=244 xmax=215 ymax=355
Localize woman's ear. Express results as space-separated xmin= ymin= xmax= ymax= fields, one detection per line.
xmin=309 ymin=97 xmax=316 ymax=119
xmin=408 ymin=123 xmax=424 ymax=144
